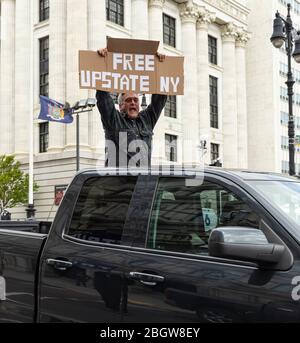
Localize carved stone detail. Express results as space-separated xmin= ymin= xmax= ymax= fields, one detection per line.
xmin=221 ymin=22 xmax=239 ymax=41
xmin=197 ymin=6 xmax=216 ymax=29
xmin=149 ymin=0 xmax=165 ymax=9
xmin=180 ymin=1 xmax=199 ymax=23
xmin=236 ymin=27 xmax=251 ymax=47
xmin=202 ymin=0 xmax=248 ymax=24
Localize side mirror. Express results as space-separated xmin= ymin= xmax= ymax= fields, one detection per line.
xmin=208 ymin=227 xmax=285 ymax=266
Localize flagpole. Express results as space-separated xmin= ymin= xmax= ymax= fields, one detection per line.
xmin=26 ymin=0 xmax=35 ymax=220
xmin=76 ymin=113 xmax=80 ymax=171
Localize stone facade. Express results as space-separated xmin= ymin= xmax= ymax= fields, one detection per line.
xmin=0 ymin=0 xmax=250 ymax=220
xmin=246 ymin=0 xmax=300 ymax=174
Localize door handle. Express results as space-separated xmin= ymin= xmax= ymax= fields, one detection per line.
xmin=129 ymin=272 xmax=165 ymax=286
xmin=46 ymin=258 xmax=73 ymax=271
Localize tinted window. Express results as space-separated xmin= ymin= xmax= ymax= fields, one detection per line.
xmin=67 ymin=177 xmax=137 ymax=245
xmin=147 ymin=178 xmax=260 ymax=255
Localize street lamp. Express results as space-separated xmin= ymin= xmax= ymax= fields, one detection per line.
xmin=271 ymin=4 xmax=300 ymax=176
xmin=67 ymin=98 xmax=96 ymax=171
xmin=141 ymin=94 xmax=147 ymax=110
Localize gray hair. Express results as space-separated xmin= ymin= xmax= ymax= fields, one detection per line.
xmin=118 ymin=93 xmax=125 ymax=107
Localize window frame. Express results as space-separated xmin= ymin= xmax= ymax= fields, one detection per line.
xmin=211 ymin=143 xmax=220 ymax=163
xmin=39 ymin=36 xmax=49 ymax=97
xmin=208 ymin=35 xmax=218 ymax=65
xmin=63 ymin=175 xmax=138 ymax=247
xmin=164 ymin=96 xmax=177 ymax=118
xmin=145 ymin=176 xmax=261 ymax=254
xmin=163 ymin=13 xmax=176 ymax=48
xmin=209 ymin=75 xmax=218 ymax=129
xmin=39 ymin=122 xmax=49 ymax=153
xmin=132 ymin=174 xmax=288 ymax=267
xmin=165 ymin=134 xmax=178 ymax=162
xmin=106 ymin=0 xmax=124 ymax=27
xmin=39 ymin=0 xmax=49 ymax=22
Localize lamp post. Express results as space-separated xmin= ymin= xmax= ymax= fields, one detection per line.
xmin=69 ymin=98 xmax=96 ymax=171
xmin=271 ymin=4 xmax=300 ymax=176
xmin=141 ymin=94 xmax=147 ymax=110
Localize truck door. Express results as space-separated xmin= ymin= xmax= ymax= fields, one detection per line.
xmin=38 ymin=175 xmax=138 ymax=323
xmin=122 ymin=175 xmax=298 ymax=323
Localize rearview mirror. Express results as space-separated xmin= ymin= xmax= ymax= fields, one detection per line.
xmin=208 ymin=227 xmax=285 ymax=266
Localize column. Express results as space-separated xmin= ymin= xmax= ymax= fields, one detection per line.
xmin=236 ymin=29 xmax=250 ymax=169
xmin=196 ymin=9 xmax=215 ymax=165
xmin=180 ymin=3 xmax=199 ymax=164
xmin=48 ymin=0 xmax=67 ymax=153
xmin=87 ymin=0 xmax=106 ymax=153
xmin=149 ymin=0 xmax=164 ymax=48
xmin=148 ymin=0 xmax=164 ymax=163
xmin=14 ymin=0 xmax=31 ymax=157
xmin=131 ymin=0 xmax=149 ymax=39
xmin=65 ymin=0 xmax=89 ymax=152
xmin=0 ymin=0 xmax=15 ymax=155
xmin=221 ymin=23 xmax=238 ymax=168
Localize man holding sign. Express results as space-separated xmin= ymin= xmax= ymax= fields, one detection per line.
xmin=96 ymin=48 xmax=167 ymax=168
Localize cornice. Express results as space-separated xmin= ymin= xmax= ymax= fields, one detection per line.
xmin=148 ymin=0 xmax=165 ymax=9
xmin=175 ymin=0 xmax=249 ymax=25
xmin=203 ymin=0 xmax=249 ymax=24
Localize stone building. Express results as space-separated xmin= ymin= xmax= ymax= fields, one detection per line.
xmin=246 ymin=0 xmax=300 ymax=174
xmin=0 ymin=0 xmax=250 ymax=219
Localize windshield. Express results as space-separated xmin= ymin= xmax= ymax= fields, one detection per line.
xmin=249 ymin=181 xmax=300 ymax=238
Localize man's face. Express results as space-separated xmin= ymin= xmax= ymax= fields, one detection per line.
xmin=120 ymin=92 xmax=140 ymax=119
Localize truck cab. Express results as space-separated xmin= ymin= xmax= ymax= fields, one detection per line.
xmin=0 ymin=167 xmax=300 ymax=322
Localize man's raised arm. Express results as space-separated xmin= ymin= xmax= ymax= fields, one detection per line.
xmin=96 ymin=90 xmax=118 ymax=131
xmin=95 ymin=48 xmax=118 ymax=130
xmin=140 ymin=52 xmax=168 ymax=129
xmin=141 ymin=94 xmax=168 ymax=129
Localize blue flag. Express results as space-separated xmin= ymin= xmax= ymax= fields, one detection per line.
xmin=39 ymin=95 xmax=74 ymax=123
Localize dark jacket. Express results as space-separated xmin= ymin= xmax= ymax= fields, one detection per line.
xmin=96 ymin=91 xmax=167 ymax=167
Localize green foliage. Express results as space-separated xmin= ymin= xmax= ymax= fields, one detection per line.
xmin=0 ymin=155 xmax=38 ymax=213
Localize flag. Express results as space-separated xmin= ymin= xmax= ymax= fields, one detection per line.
xmin=39 ymin=95 xmax=74 ymax=123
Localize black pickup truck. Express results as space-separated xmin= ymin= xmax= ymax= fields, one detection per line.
xmin=0 ymin=167 xmax=300 ymax=323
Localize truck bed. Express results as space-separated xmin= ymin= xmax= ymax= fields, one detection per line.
xmin=0 ymin=229 xmax=47 ymax=322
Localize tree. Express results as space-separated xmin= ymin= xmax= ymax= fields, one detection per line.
xmin=0 ymin=155 xmax=38 ymax=213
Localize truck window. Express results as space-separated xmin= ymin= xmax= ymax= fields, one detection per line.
xmin=147 ymin=178 xmax=260 ymax=255
xmin=66 ymin=176 xmax=137 ymax=245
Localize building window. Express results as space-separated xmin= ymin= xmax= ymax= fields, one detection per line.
xmin=163 ymin=14 xmax=176 ymax=48
xmin=281 ymin=160 xmax=289 ymax=174
xmin=281 ymin=136 xmax=289 ymax=150
xmin=39 ymin=0 xmax=49 ymax=22
xmin=39 ymin=122 xmax=49 ymax=153
xmin=208 ymin=35 xmax=217 ymax=65
xmin=280 ymin=111 xmax=289 ymax=125
xmin=165 ymin=134 xmax=177 ymax=162
xmin=39 ymin=37 xmax=49 ymax=97
xmin=106 ymin=0 xmax=124 ymax=26
xmin=165 ymin=96 xmax=177 ymax=118
xmin=209 ymin=76 xmax=218 ymax=128
xmin=211 ymin=143 xmax=219 ymax=163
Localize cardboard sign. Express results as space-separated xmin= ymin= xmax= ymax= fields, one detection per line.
xmin=79 ymin=38 xmax=184 ymax=95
